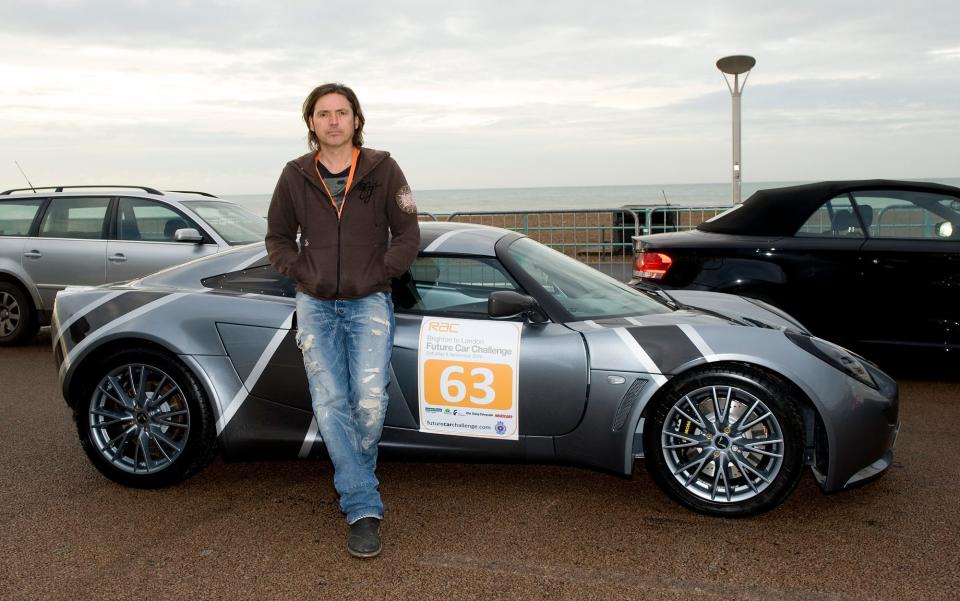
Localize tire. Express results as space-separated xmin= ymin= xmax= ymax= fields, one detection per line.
xmin=73 ymin=348 xmax=217 ymax=488
xmin=0 ymin=281 xmax=39 ymax=346
xmin=643 ymin=366 xmax=805 ymax=517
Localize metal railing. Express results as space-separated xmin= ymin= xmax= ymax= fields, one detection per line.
xmin=440 ymin=205 xmax=729 ymax=282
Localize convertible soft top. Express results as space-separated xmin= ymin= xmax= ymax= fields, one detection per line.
xmin=698 ymin=179 xmax=960 ymax=237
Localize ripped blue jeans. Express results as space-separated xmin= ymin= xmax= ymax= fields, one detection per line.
xmin=295 ymin=291 xmax=394 ymax=524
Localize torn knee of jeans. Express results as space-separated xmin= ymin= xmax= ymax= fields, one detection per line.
xmin=370 ymin=328 xmax=385 ymax=336
xmin=369 ymin=316 xmax=389 ymax=327
xmin=359 ymin=396 xmax=381 ymax=411
xmin=361 ymin=373 xmax=377 ymax=384
xmin=297 ymin=333 xmax=316 ymax=352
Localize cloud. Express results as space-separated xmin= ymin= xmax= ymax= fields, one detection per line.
xmin=1 ymin=1 xmax=959 ymax=191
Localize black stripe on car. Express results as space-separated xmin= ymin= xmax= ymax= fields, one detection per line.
xmin=65 ymin=291 xmax=168 ymax=350
xmin=626 ymin=325 xmax=704 ymax=374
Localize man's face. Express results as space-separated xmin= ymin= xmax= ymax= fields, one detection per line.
xmin=309 ymin=93 xmax=358 ymax=150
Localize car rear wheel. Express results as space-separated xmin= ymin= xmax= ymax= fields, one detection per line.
xmin=643 ymin=366 xmax=804 ymax=517
xmin=0 ymin=282 xmax=39 ymax=346
xmin=74 ymin=348 xmax=217 ymax=488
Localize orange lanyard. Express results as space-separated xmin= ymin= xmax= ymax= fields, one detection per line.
xmin=315 ymin=147 xmax=359 ymax=219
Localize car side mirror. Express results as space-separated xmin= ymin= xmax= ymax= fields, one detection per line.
xmin=175 ymin=228 xmax=203 ymax=243
xmin=488 ymin=291 xmax=548 ymax=323
xmin=936 ymin=221 xmax=954 ymax=239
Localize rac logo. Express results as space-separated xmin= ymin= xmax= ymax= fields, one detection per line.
xmin=428 ymin=322 xmax=459 ymax=333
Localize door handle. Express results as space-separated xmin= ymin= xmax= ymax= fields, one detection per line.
xmin=23 ymin=250 xmax=42 ymax=259
xmin=108 ymin=253 xmax=127 ymax=262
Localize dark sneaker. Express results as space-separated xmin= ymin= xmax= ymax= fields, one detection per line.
xmin=347 ymin=517 xmax=382 ymax=558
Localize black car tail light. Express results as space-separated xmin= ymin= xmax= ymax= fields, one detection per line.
xmin=634 ymin=252 xmax=673 ymax=280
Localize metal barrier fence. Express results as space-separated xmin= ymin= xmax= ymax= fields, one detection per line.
xmin=439 ymin=205 xmax=729 ymax=282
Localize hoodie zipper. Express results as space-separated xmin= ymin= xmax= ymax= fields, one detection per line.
xmin=296 ymin=162 xmax=356 ymax=297
xmin=291 ymin=148 xmax=391 ymax=297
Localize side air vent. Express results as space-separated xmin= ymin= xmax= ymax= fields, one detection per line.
xmin=612 ymin=378 xmax=647 ymax=431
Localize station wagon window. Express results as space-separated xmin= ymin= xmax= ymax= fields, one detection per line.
xmin=38 ymin=197 xmax=111 ymax=239
xmin=394 ymin=256 xmax=520 ymax=315
xmin=795 ymin=195 xmax=864 ymax=238
xmin=0 ymin=198 xmax=45 ymax=236
xmin=180 ymin=200 xmax=267 ymax=245
xmin=117 ymin=198 xmax=200 ymax=242
xmin=850 ymin=190 xmax=960 ymax=240
xmin=201 ymin=264 xmax=295 ymax=297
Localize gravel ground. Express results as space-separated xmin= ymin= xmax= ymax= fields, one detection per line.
xmin=1 ymin=330 xmax=958 ymax=601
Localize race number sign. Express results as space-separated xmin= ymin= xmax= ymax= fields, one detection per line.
xmin=418 ymin=317 xmax=522 ymax=440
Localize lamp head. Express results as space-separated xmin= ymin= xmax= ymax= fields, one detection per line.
xmin=716 ymin=55 xmax=756 ymax=75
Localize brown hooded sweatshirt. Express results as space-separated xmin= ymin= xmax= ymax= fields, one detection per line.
xmin=265 ymin=148 xmax=420 ymax=299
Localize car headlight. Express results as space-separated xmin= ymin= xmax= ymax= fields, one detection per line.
xmin=785 ymin=332 xmax=877 ymax=389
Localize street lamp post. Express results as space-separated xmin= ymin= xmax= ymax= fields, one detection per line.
xmin=717 ymin=55 xmax=756 ymax=204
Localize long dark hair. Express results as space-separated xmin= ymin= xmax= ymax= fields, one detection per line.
xmin=302 ymin=83 xmax=365 ymax=150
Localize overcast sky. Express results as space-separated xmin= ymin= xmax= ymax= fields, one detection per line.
xmin=1 ymin=0 xmax=958 ymax=194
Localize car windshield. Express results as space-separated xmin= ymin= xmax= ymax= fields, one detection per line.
xmin=181 ymin=200 xmax=267 ymax=245
xmin=505 ymin=237 xmax=671 ymax=320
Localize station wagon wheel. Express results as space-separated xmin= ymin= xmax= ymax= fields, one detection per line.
xmin=75 ymin=348 xmax=217 ymax=488
xmin=643 ymin=366 xmax=804 ymax=517
xmin=0 ymin=282 xmax=38 ymax=346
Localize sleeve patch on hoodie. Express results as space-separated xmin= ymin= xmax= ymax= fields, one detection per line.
xmin=396 ymin=185 xmax=417 ymax=214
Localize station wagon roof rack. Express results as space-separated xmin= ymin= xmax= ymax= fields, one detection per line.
xmin=167 ymin=190 xmax=219 ymax=198
xmin=1 ymin=184 xmax=164 ymax=195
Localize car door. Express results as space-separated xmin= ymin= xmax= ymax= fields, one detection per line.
xmin=389 ymin=254 xmax=589 ymax=437
xmin=0 ymin=196 xmax=46 ymax=282
xmin=850 ymin=189 xmax=960 ymax=352
xmin=106 ymin=197 xmax=221 ymax=283
xmin=213 ymin=253 xmax=588 ymax=462
xmin=23 ymin=196 xmax=110 ymax=309
xmin=759 ymin=194 xmax=867 ymax=343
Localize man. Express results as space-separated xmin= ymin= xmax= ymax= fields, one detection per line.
xmin=265 ymin=83 xmax=420 ymax=558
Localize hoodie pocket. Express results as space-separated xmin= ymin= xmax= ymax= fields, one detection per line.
xmin=297 ymin=245 xmax=339 ymax=297
xmin=339 ymin=242 xmax=387 ymax=298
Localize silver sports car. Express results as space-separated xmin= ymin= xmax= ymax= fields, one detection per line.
xmin=52 ymin=222 xmax=900 ymax=516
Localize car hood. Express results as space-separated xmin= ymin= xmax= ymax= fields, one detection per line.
xmin=669 ymin=289 xmax=809 ymax=333
xmin=564 ymin=290 xmax=808 ymax=335
xmin=562 ymin=290 xmax=812 ymax=375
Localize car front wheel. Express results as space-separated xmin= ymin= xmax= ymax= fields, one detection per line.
xmin=74 ymin=348 xmax=217 ymax=488
xmin=643 ymin=366 xmax=805 ymax=517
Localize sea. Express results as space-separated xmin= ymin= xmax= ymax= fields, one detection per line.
xmin=222 ymin=177 xmax=960 ymax=217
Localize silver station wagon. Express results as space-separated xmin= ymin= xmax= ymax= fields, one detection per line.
xmin=0 ymin=185 xmax=266 ymax=345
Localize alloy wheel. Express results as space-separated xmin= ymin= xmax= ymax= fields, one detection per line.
xmin=0 ymin=291 xmax=21 ymax=337
xmin=660 ymin=384 xmax=785 ymax=503
xmin=88 ymin=363 xmax=191 ymax=474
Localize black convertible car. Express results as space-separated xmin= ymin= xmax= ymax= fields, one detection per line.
xmin=631 ymin=180 xmax=960 ymax=364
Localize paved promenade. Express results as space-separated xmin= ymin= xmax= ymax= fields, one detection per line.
xmin=2 ymin=331 xmax=958 ymax=600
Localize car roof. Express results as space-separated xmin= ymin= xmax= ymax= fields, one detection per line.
xmin=0 ymin=187 xmax=228 ymax=203
xmin=699 ymin=179 xmax=960 ymax=236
